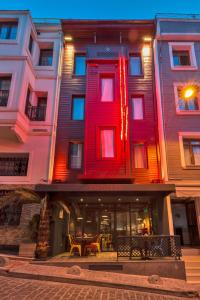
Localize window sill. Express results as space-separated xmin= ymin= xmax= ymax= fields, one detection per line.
xmin=72 ymin=74 xmax=86 ymax=78
xmin=35 ymin=66 xmax=54 ymax=71
xmin=176 ymin=111 xmax=200 ymax=115
xmin=171 ymin=66 xmax=198 ymax=71
xmin=128 ymin=74 xmax=144 ymax=78
xmin=182 ymin=166 xmax=200 ymax=170
xmin=0 ymin=39 xmax=18 ymax=45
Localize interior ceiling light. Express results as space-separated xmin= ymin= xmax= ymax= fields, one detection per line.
xmin=77 ymin=217 xmax=83 ymax=220
xmin=80 ymin=198 xmax=84 ymax=202
xmin=180 ymin=84 xmax=199 ymax=100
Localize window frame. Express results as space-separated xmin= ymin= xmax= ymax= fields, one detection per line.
xmin=0 ymin=153 xmax=29 ymax=176
xmin=179 ymin=132 xmax=200 ymax=169
xmin=68 ymin=141 xmax=83 ymax=170
xmin=71 ymin=95 xmax=85 ymax=121
xmin=169 ymin=42 xmax=197 ymax=70
xmin=39 ymin=48 xmax=53 ymax=66
xmin=129 ymin=53 xmax=143 ymax=76
xmin=0 ymin=75 xmax=12 ymax=107
xmin=98 ymin=127 xmax=116 ymax=160
xmin=73 ymin=53 xmax=86 ymax=76
xmin=131 ymin=95 xmax=145 ymax=120
xmin=132 ymin=143 xmax=148 ymax=169
xmin=0 ymin=21 xmax=18 ymax=40
xmin=174 ymin=83 xmax=200 ymax=115
xmin=100 ymin=75 xmax=115 ymax=103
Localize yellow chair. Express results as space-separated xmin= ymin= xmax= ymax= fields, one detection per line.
xmin=68 ymin=234 xmax=81 ymax=256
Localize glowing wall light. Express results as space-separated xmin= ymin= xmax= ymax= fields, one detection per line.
xmin=143 ymin=36 xmax=152 ymax=42
xmin=65 ymin=35 xmax=73 ymax=42
xmin=142 ymin=45 xmax=151 ymax=57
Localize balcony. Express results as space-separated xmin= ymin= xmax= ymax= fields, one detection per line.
xmin=0 ymin=90 xmax=9 ymax=107
xmin=25 ymin=105 xmax=46 ymax=121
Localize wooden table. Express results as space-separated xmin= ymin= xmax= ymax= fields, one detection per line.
xmin=75 ymin=237 xmax=94 ymax=256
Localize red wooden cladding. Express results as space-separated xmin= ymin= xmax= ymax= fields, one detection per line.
xmin=81 ymin=59 xmax=131 ymax=180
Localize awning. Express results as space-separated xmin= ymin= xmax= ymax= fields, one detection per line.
xmin=176 ymin=186 xmax=200 ymax=198
xmin=36 ymin=183 xmax=175 ymax=196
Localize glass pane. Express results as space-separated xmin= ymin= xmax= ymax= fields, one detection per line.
xmin=0 ymin=78 xmax=11 ymax=90
xmin=10 ymin=25 xmax=17 ymax=39
xmin=173 ymin=51 xmax=190 ymax=66
xmin=39 ymin=50 xmax=53 ymax=66
xmin=70 ymin=143 xmax=82 ymax=169
xmin=101 ymin=129 xmax=114 ymax=158
xmin=133 ymin=144 xmax=147 ymax=168
xmin=0 ymin=26 xmax=8 ymax=39
xmin=72 ymin=97 xmax=85 ymax=120
xmin=132 ymin=97 xmax=143 ymax=119
xmin=183 ymin=143 xmax=191 ymax=166
xmin=188 ymin=98 xmax=198 ymax=110
xmin=130 ymin=56 xmax=142 ymax=75
xmin=101 ymin=78 xmax=114 ymax=102
xmin=75 ymin=55 xmax=86 ymax=75
xmin=193 ymin=145 xmax=200 ymax=165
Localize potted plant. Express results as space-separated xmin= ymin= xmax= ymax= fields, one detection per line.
xmin=36 ymin=241 xmax=49 ymax=260
xmin=19 ymin=214 xmax=40 ymax=258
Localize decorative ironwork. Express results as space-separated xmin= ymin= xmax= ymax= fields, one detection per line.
xmin=116 ymin=235 xmax=182 ymax=260
xmin=0 ymin=90 xmax=9 ymax=106
xmin=25 ymin=105 xmax=46 ymax=121
xmin=0 ymin=154 xmax=29 ymax=176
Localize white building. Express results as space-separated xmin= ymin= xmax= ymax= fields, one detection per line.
xmin=0 ymin=10 xmax=63 ymax=185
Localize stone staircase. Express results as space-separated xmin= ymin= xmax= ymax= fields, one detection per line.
xmin=182 ymin=248 xmax=200 ymax=284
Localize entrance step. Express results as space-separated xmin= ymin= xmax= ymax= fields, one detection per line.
xmin=182 ymin=248 xmax=200 ymax=256
xmin=184 ymin=255 xmax=200 ymax=283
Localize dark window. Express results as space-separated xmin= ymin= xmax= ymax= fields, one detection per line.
xmin=178 ymin=87 xmax=199 ymax=111
xmin=39 ymin=49 xmax=53 ymax=66
xmin=25 ymin=87 xmax=31 ymax=115
xmin=0 ymin=153 xmax=29 ymax=176
xmin=74 ymin=54 xmax=86 ymax=75
xmin=133 ymin=144 xmax=147 ymax=168
xmin=69 ymin=143 xmax=83 ymax=169
xmin=173 ymin=50 xmax=190 ymax=66
xmin=28 ymin=34 xmax=33 ymax=54
xmin=183 ymin=139 xmax=200 ymax=166
xmin=25 ymin=89 xmax=47 ymax=121
xmin=0 ymin=77 xmax=11 ymax=106
xmin=72 ymin=97 xmax=85 ymax=120
xmin=0 ymin=22 xmax=18 ymax=40
xmin=0 ymin=201 xmax=22 ymax=226
xmin=130 ymin=55 xmax=142 ymax=76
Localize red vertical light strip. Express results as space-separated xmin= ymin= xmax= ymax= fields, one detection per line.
xmin=119 ymin=57 xmax=124 ymax=140
xmin=122 ymin=57 xmax=128 ymax=141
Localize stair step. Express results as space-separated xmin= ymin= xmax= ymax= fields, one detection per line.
xmin=182 ymin=248 xmax=200 ymax=256
xmin=187 ymin=280 xmax=200 ymax=284
xmin=186 ymin=268 xmax=200 ymax=274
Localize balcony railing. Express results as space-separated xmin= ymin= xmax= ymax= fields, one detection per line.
xmin=116 ymin=235 xmax=182 ymax=260
xmin=0 ymin=155 xmax=29 ymax=176
xmin=0 ymin=90 xmax=9 ymax=106
xmin=25 ymin=105 xmax=46 ymax=121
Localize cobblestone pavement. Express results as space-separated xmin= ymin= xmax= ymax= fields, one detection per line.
xmin=0 ymin=276 xmax=196 ymax=300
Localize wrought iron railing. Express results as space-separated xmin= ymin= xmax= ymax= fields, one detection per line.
xmin=116 ymin=235 xmax=182 ymax=260
xmin=0 ymin=155 xmax=29 ymax=176
xmin=0 ymin=90 xmax=9 ymax=106
xmin=25 ymin=105 xmax=46 ymax=121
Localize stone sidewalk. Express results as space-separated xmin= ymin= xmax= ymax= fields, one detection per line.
xmin=0 ymin=275 xmax=194 ymax=300
xmin=0 ymin=256 xmax=199 ymax=299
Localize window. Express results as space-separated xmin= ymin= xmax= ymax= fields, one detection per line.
xmin=0 ymin=153 xmax=29 ymax=176
xmin=0 ymin=22 xmax=18 ymax=40
xmin=176 ymin=86 xmax=199 ymax=111
xmin=130 ymin=55 xmax=142 ymax=76
xmin=74 ymin=54 xmax=86 ymax=75
xmin=183 ymin=139 xmax=200 ymax=166
xmin=0 ymin=201 xmax=22 ymax=226
xmin=72 ymin=97 xmax=85 ymax=120
xmin=101 ymin=78 xmax=114 ymax=102
xmin=101 ymin=129 xmax=115 ymax=158
xmin=28 ymin=34 xmax=33 ymax=54
xmin=133 ymin=144 xmax=147 ymax=168
xmin=0 ymin=76 xmax=11 ymax=106
xmin=39 ymin=49 xmax=53 ymax=66
xmin=132 ymin=97 xmax=144 ymax=120
xmin=169 ymin=43 xmax=197 ymax=70
xmin=173 ymin=50 xmax=190 ymax=66
xmin=69 ymin=143 xmax=83 ymax=169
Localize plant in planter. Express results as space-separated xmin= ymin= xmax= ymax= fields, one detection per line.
xmin=19 ymin=214 xmax=40 ymax=258
xmin=36 ymin=241 xmax=49 ymax=259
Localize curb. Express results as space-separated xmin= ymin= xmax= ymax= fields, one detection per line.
xmin=0 ymin=269 xmax=199 ymax=299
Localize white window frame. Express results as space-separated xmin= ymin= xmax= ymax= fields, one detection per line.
xmin=179 ymin=132 xmax=200 ymax=169
xmin=132 ymin=96 xmax=144 ymax=120
xmin=169 ymin=42 xmax=197 ymax=70
xmin=174 ymin=82 xmax=200 ymax=115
